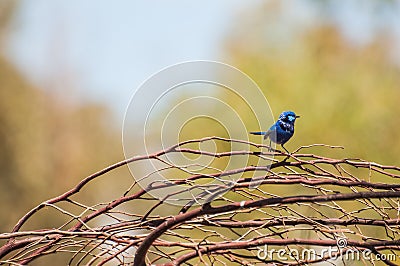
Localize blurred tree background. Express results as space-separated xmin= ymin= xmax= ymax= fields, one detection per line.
xmin=1 ymin=0 xmax=399 ymax=233
xmin=0 ymin=1 xmax=122 ymax=237
xmin=1 ymin=0 xmax=400 ymax=264
xmin=222 ymin=0 xmax=400 ymax=165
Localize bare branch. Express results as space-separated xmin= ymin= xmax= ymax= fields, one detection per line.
xmin=0 ymin=137 xmax=399 ymax=265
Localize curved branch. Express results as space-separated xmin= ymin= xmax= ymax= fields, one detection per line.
xmin=168 ymin=238 xmax=400 ymax=266
xmin=1 ymin=137 xmax=399 ymax=265
xmin=133 ymin=190 xmax=400 ymax=265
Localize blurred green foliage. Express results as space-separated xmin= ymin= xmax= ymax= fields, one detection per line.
xmin=0 ymin=54 xmax=122 ymax=231
xmin=1 ymin=0 xmax=400 ymax=264
xmin=224 ymin=1 xmax=400 ymax=165
xmin=0 ymin=2 xmax=121 ymax=235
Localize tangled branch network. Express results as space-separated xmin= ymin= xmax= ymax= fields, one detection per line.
xmin=1 ymin=137 xmax=400 ymax=265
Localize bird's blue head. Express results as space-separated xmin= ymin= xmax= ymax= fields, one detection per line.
xmin=278 ymin=111 xmax=300 ymax=124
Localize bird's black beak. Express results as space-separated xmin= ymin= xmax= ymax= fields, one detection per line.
xmin=296 ymin=115 xmax=300 ymax=118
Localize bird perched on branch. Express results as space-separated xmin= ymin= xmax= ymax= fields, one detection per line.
xmin=250 ymin=111 xmax=300 ymax=153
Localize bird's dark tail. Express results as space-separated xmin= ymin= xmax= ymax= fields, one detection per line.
xmin=249 ymin=131 xmax=267 ymax=136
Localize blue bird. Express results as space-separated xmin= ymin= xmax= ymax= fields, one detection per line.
xmin=250 ymin=111 xmax=300 ymax=153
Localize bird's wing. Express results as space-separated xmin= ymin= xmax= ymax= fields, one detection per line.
xmin=263 ymin=129 xmax=273 ymax=140
xmin=263 ymin=124 xmax=278 ymax=140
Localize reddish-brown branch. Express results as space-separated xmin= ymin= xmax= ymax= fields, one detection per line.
xmin=133 ymin=190 xmax=400 ymax=265
xmin=165 ymin=238 xmax=400 ymax=266
xmin=1 ymin=137 xmax=399 ymax=265
xmin=198 ymin=217 xmax=400 ymax=228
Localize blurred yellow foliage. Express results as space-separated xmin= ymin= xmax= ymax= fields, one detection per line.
xmin=0 ymin=55 xmax=121 ymax=232
xmin=224 ymin=8 xmax=400 ymax=165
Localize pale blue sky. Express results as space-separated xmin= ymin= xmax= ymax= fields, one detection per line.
xmin=6 ymin=1 xmax=400 ymax=119
xmin=7 ymin=1 xmax=261 ymax=115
